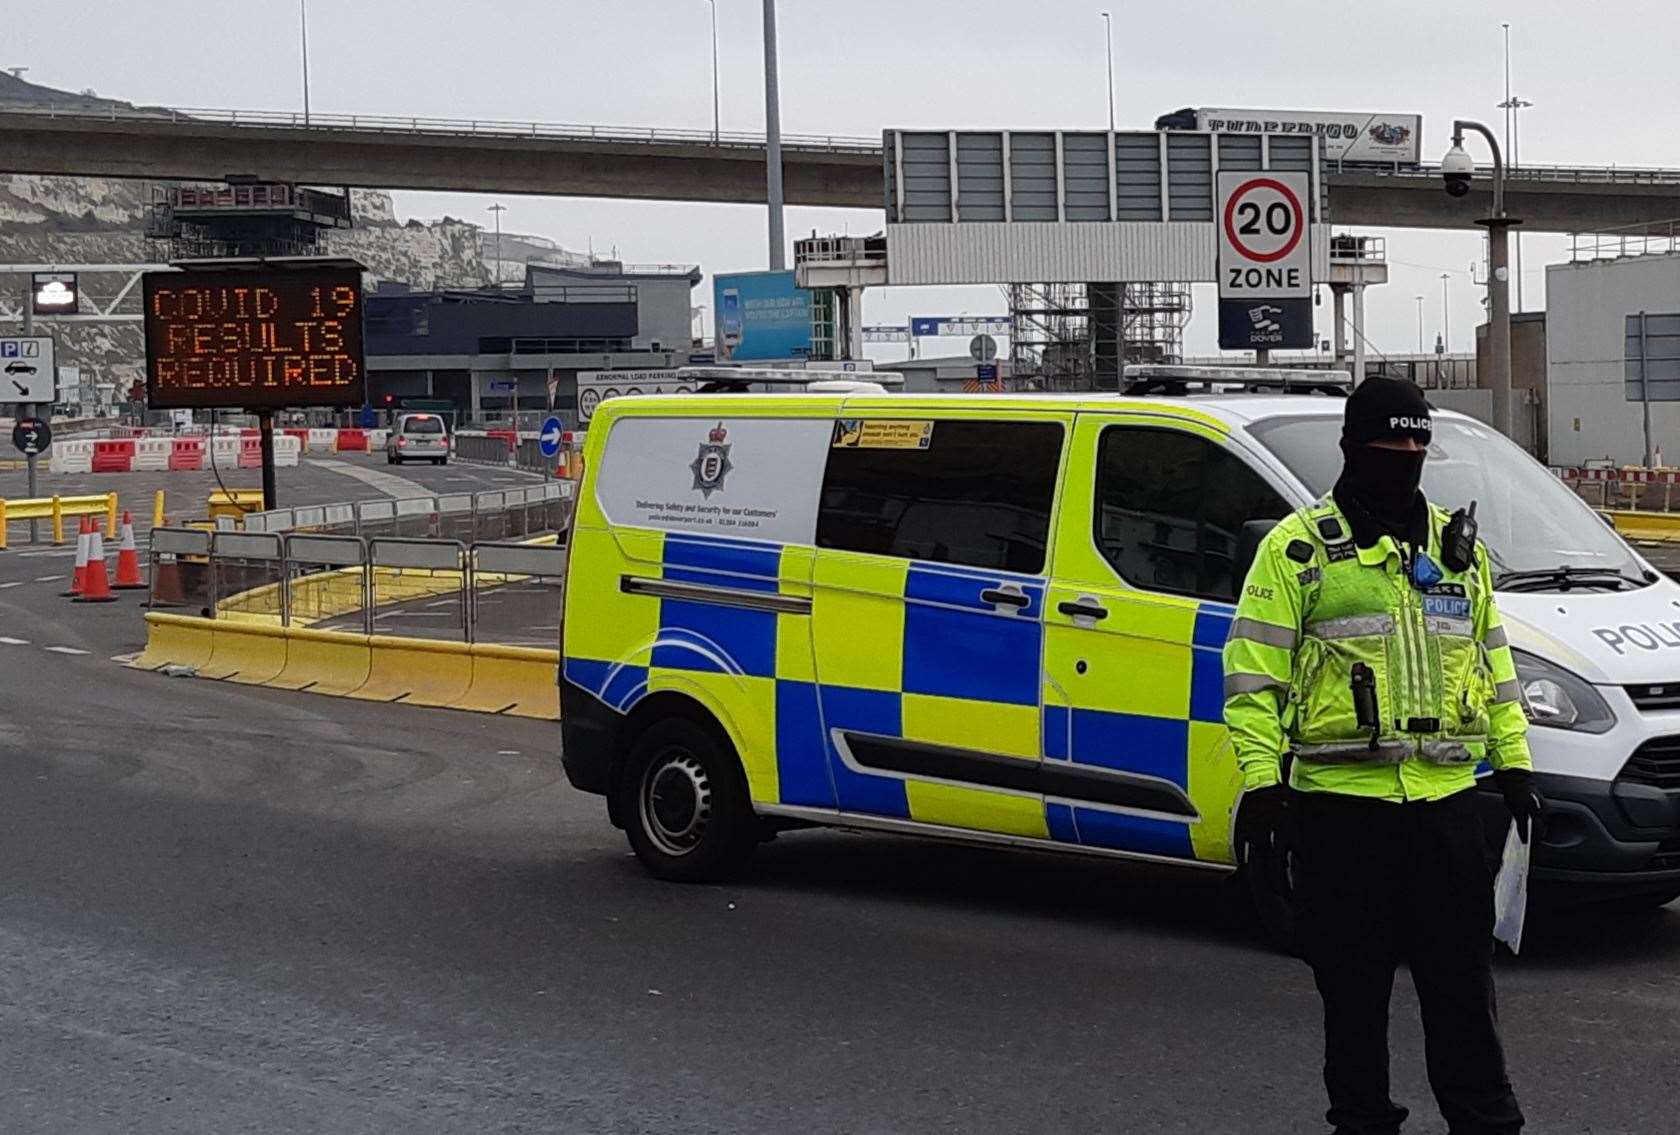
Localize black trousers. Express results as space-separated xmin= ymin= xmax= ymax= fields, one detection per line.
xmin=1295 ymin=788 xmax=1523 ymax=1135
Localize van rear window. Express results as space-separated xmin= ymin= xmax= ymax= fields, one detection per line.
xmin=403 ymin=417 xmax=445 ymax=434
xmin=817 ymin=419 xmax=1062 ymax=574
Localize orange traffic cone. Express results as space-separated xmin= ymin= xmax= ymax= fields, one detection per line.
xmin=113 ymin=511 xmax=145 ymax=590
xmin=75 ymin=527 xmax=118 ymax=603
xmin=61 ymin=516 xmax=91 ymax=597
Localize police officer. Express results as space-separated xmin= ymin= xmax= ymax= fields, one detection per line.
xmin=1224 ymin=377 xmax=1544 ymax=1135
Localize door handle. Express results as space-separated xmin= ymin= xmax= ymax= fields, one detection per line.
xmin=1058 ymin=600 xmax=1109 ymax=621
xmin=980 ymin=587 xmax=1030 ymax=608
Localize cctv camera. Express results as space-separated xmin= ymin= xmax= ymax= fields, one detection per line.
xmin=1441 ymin=144 xmax=1475 ymax=198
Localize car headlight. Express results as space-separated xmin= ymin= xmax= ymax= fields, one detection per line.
xmin=1511 ymin=650 xmax=1615 ymax=733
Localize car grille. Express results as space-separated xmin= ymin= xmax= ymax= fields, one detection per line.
xmin=1619 ymin=737 xmax=1680 ymax=790
xmin=1625 ymin=684 xmax=1680 ymax=711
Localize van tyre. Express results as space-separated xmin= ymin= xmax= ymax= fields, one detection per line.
xmin=619 ymin=717 xmax=757 ymax=882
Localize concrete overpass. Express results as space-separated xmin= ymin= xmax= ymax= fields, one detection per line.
xmin=6 ymin=104 xmax=1680 ymax=233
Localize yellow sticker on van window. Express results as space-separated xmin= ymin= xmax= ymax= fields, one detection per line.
xmin=832 ymin=419 xmax=935 ymax=450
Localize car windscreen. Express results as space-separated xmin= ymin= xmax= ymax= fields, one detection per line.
xmin=1247 ymin=413 xmax=1646 ymax=586
xmin=402 ymin=418 xmax=445 ymax=435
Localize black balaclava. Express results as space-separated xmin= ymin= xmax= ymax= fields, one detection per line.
xmin=1332 ymin=377 xmax=1433 ymax=548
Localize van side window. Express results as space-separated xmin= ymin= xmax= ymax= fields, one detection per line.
xmin=1095 ymin=427 xmax=1288 ymax=601
xmin=817 ymin=420 xmax=1062 ymax=574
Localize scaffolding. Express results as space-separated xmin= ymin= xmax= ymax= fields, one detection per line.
xmin=145 ymin=183 xmax=353 ymax=261
xmin=1009 ymin=282 xmax=1192 ymax=390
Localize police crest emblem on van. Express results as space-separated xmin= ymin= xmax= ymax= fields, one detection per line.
xmin=690 ymin=422 xmax=733 ymax=498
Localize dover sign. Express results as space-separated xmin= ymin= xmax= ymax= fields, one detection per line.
xmin=1216 ymin=171 xmax=1313 ymax=351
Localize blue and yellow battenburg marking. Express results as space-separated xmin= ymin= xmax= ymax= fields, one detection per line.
xmin=563 ymin=525 xmax=1244 ymax=867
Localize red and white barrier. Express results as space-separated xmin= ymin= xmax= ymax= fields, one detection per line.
xmin=335 ymin=429 xmax=369 ymax=452
xmin=307 ymin=428 xmax=337 ymax=453
xmin=133 ymin=437 xmax=172 ymax=471
xmin=168 ymin=438 xmax=204 ymax=471
xmin=91 ymin=439 xmax=136 ymax=473
xmin=42 ymin=429 xmax=352 ymax=474
xmin=49 ymin=439 xmax=95 ymax=474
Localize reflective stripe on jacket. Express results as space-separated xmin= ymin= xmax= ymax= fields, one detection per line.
xmin=1222 ymin=497 xmax=1533 ymax=802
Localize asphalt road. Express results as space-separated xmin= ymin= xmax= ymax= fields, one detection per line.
xmin=1 ymin=520 xmax=1679 ymax=1132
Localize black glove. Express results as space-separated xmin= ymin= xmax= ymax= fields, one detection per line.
xmin=1494 ymin=768 xmax=1547 ymax=844
xmin=1244 ymin=783 xmax=1296 ymax=888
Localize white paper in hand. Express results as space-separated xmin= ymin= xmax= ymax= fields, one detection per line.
xmin=1492 ymin=824 xmax=1531 ymax=954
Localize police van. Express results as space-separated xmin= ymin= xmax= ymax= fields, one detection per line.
xmin=560 ymin=366 xmax=1680 ymax=931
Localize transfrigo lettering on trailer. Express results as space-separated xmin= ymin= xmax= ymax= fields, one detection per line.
xmin=1593 ymin=622 xmax=1680 ymax=655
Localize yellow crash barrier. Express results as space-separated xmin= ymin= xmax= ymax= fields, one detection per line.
xmin=0 ymin=492 xmax=119 ymax=549
xmin=198 ymin=619 xmax=290 ymax=685
xmin=461 ymin=642 xmax=561 ymax=718
xmin=131 ymin=616 xmax=560 ymax=722
xmin=1605 ymin=509 xmax=1680 ymax=543
xmin=207 ymin=488 xmax=265 ymax=525
xmin=269 ymin=626 xmax=373 ymax=695
xmin=133 ymin=613 xmax=217 ymax=672
xmin=350 ymin=634 xmax=475 ymax=706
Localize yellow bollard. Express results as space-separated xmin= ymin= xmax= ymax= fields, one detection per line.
xmin=51 ymin=495 xmax=64 ymax=545
xmin=0 ymin=498 xmax=7 ymax=551
xmin=106 ymin=492 xmax=118 ymax=538
xmin=153 ymin=489 xmax=166 ymax=529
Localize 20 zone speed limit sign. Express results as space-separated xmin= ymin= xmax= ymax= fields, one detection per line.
xmin=1218 ymin=173 xmax=1310 ymax=296
xmin=1217 ymin=171 xmax=1313 ymax=349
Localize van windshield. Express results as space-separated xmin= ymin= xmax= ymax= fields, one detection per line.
xmin=1248 ymin=413 xmax=1649 ymax=591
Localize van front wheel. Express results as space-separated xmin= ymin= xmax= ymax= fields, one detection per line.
xmin=619 ymin=717 xmax=757 ymax=882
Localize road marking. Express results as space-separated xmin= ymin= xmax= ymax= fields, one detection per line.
xmin=425 ymin=599 xmax=456 ymax=607
xmin=44 ymin=646 xmax=89 ymax=656
xmin=0 ymin=636 xmax=29 ymax=645
xmin=18 ymin=549 xmax=76 ymax=558
xmin=0 ymin=581 xmax=22 ymax=589
xmin=34 ymin=575 xmax=62 ymax=583
xmin=308 ymin=458 xmax=433 ymax=498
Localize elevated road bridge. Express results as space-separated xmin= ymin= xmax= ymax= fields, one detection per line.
xmin=6 ymin=104 xmax=1680 ymax=233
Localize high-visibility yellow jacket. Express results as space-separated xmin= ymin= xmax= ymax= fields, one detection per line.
xmin=1223 ymin=497 xmax=1532 ymax=801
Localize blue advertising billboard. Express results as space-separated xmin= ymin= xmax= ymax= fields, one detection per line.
xmin=713 ymin=270 xmax=811 ymax=362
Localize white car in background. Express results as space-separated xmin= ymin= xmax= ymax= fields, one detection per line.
xmin=386 ymin=413 xmax=450 ymax=465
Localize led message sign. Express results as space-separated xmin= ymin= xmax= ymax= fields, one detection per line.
xmin=142 ymin=266 xmax=366 ymax=409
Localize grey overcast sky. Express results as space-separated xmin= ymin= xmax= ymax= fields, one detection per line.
xmin=13 ymin=0 xmax=1680 ymax=361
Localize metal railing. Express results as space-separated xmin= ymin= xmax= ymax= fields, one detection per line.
xmin=241 ymin=482 xmax=571 ymax=540
xmin=1330 ymin=160 xmax=1680 ymax=186
xmin=5 ymin=103 xmax=882 ymax=154
xmin=1570 ymin=219 xmax=1680 ymax=263
xmin=145 ymin=526 xmax=569 ymax=646
xmin=22 ymin=102 xmax=1680 ymax=186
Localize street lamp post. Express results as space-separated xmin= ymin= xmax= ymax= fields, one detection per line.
xmin=762 ymin=0 xmax=786 ymax=270
xmin=1499 ymin=23 xmax=1533 ymax=313
xmin=1100 ymin=11 xmax=1115 ymax=132
xmin=1440 ymin=272 xmax=1451 ymax=353
xmin=1499 ymin=95 xmax=1533 ymax=310
xmin=707 ymin=0 xmax=720 ymax=143
xmin=1442 ymin=120 xmax=1519 ymax=439
xmin=1416 ymin=295 xmax=1425 ymax=354
xmin=299 ymin=0 xmax=311 ymax=125
xmin=487 ymin=203 xmax=506 ymax=286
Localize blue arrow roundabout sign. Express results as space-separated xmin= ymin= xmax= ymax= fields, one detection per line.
xmin=538 ymin=416 xmax=565 ymax=458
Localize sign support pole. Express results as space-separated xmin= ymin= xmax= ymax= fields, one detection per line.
xmin=257 ymin=409 xmax=278 ymax=511
xmin=22 ymin=286 xmax=38 ymax=544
